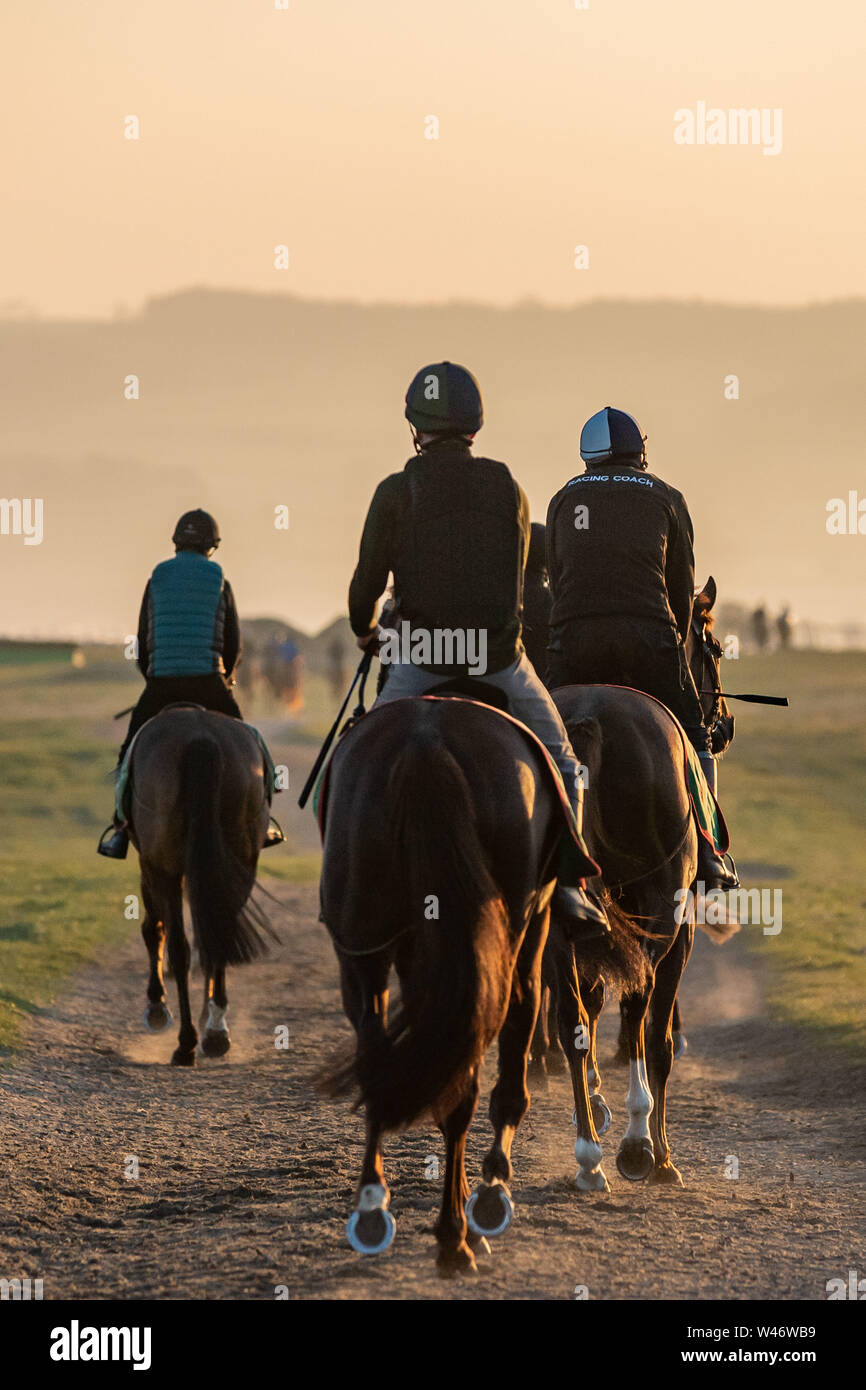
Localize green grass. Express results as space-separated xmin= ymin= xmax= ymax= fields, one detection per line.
xmin=719 ymin=650 xmax=866 ymax=1052
xmin=0 ymin=662 xmax=322 ymax=1054
xmin=0 ymin=647 xmax=864 ymax=1055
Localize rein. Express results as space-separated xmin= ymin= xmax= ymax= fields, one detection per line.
xmin=604 ymin=808 xmax=693 ymax=890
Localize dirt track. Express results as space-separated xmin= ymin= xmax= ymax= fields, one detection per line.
xmin=1 ymin=880 xmax=863 ymax=1301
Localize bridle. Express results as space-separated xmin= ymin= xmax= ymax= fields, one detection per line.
xmin=691 ymin=614 xmax=724 ymax=731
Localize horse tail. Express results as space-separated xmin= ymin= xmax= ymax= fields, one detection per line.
xmin=180 ymin=736 xmax=270 ymax=970
xmin=322 ymin=723 xmax=512 ymax=1130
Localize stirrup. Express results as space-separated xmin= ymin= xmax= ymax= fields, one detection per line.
xmin=554 ymin=884 xmax=611 ymax=939
xmin=97 ymin=823 xmax=129 ymax=860
xmin=262 ymin=816 xmax=285 ymax=849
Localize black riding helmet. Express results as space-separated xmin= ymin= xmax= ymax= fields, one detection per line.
xmin=172 ymin=509 xmax=220 ymax=551
xmin=404 ymin=361 xmax=483 ymax=435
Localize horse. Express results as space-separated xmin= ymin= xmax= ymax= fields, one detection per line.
xmin=317 ymin=693 xmax=570 ymax=1276
xmin=544 ymin=683 xmax=713 ymax=1189
xmin=527 ymin=576 xmax=735 ymax=1076
xmin=669 ymin=575 xmax=735 ymax=1055
xmin=128 ymin=707 xmax=273 ymax=1065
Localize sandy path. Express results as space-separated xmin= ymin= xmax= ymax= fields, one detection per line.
xmin=1 ymin=882 xmax=863 ymax=1301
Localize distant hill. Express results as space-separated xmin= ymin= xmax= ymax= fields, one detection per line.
xmin=1 ymin=289 xmax=863 ymax=641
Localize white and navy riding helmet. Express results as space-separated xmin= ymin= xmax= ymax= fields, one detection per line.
xmin=580 ymin=406 xmax=647 ymax=467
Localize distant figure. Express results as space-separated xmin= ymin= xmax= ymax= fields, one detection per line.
xmin=522 ymin=521 xmax=551 ymax=682
xmin=263 ymin=633 xmax=304 ymax=712
xmin=327 ymin=636 xmax=347 ymax=699
xmin=98 ymin=509 xmax=281 ymax=858
xmin=751 ymin=605 xmax=770 ymax=652
xmin=776 ymin=606 xmax=793 ymax=651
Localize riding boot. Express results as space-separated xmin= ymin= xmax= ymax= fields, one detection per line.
xmin=696 ymin=752 xmax=740 ymax=891
xmin=97 ymin=821 xmax=129 ymax=860
xmin=554 ymin=836 xmax=611 ymax=940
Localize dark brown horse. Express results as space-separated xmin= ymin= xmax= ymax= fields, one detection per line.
xmin=129 ymin=708 xmax=272 ymax=1065
xmin=546 ymin=685 xmax=704 ymax=1189
xmin=318 ymin=695 xmax=568 ymax=1275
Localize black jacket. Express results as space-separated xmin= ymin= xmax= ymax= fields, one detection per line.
xmin=348 ymin=441 xmax=530 ymax=675
xmin=546 ymin=463 xmax=695 ymax=643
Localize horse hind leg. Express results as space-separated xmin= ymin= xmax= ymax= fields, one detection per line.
xmin=343 ymin=958 xmax=396 ymax=1257
xmin=435 ymin=1069 xmax=482 ymax=1277
xmin=163 ymin=876 xmax=197 ymax=1066
xmin=615 ymin=987 xmax=655 ymax=1181
xmin=199 ymin=965 xmax=231 ymax=1058
xmin=647 ymin=924 xmax=694 ymax=1185
xmin=140 ymin=871 xmax=172 ymax=1033
xmin=469 ymin=906 xmax=547 ymax=1233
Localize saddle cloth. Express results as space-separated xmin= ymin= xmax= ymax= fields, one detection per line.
xmin=313 ymin=694 xmax=600 ymax=874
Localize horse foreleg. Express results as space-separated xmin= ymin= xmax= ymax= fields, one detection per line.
xmin=164 ymin=877 xmax=196 ymax=1066
xmin=672 ymin=996 xmax=688 ymax=1060
xmin=582 ymin=971 xmax=611 ymax=1138
xmin=615 ymin=987 xmax=655 ymax=1181
xmin=647 ymin=924 xmax=693 ymax=1185
xmin=140 ymin=873 xmax=172 ymax=1033
xmin=434 ymin=1069 xmax=481 ymax=1277
xmin=199 ymin=965 xmax=231 ymax=1058
xmin=547 ymin=927 xmax=608 ymax=1193
xmin=527 ymin=983 xmax=552 ymax=1091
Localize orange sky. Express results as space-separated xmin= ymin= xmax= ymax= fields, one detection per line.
xmin=2 ymin=0 xmax=864 ymax=317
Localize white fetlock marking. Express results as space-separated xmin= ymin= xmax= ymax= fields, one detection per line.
xmin=574 ymin=1136 xmax=603 ymax=1172
xmin=206 ymin=1000 xmax=228 ymax=1034
xmin=358 ymin=1183 xmax=389 ymax=1213
xmin=587 ymin=1066 xmax=599 ymax=1090
xmin=624 ymin=1057 xmax=653 ymax=1142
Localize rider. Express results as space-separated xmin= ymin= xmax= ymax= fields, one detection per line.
xmin=545 ymin=406 xmax=738 ymax=892
xmin=98 ymin=509 xmax=280 ymax=859
xmin=347 ymin=361 xmax=609 ymax=939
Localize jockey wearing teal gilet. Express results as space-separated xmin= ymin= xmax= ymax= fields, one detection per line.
xmin=97 ymin=509 xmax=281 ymax=859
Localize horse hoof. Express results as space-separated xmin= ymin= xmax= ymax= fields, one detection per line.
xmin=649 ymin=1160 xmax=684 ymax=1186
xmin=199 ymin=1030 xmax=231 ymax=1058
xmin=591 ymin=1095 xmax=612 ymax=1136
xmin=346 ymin=1206 xmax=396 ymax=1256
xmin=672 ymin=1031 xmax=688 ymax=1061
xmin=467 ymin=1232 xmax=493 ymax=1259
xmin=616 ymin=1137 xmax=655 ymax=1181
xmin=437 ymin=1242 xmax=478 ymax=1278
xmin=465 ymin=1181 xmax=514 ymax=1239
xmin=575 ymin=1167 xmax=610 ymax=1193
xmin=142 ymin=1004 xmax=173 ymax=1033
xmin=170 ymin=1047 xmax=196 ymax=1067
